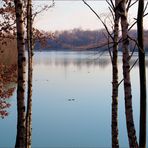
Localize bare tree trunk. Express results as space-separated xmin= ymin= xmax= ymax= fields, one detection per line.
xmin=14 ymin=0 xmax=26 ymax=147
xmin=26 ymin=0 xmax=33 ymax=147
xmin=111 ymin=1 xmax=120 ymax=147
xmin=137 ymin=0 xmax=147 ymax=147
xmin=120 ymin=0 xmax=138 ymax=147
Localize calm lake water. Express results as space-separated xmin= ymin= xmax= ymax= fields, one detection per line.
xmin=1 ymin=51 xmax=148 ymax=147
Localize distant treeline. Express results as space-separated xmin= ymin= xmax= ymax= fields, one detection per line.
xmin=34 ymin=28 xmax=148 ymax=51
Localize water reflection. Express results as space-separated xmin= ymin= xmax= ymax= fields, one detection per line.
xmin=1 ymin=51 xmax=148 ymax=147
xmin=33 ymin=51 xmax=111 ymax=69
xmin=33 ymin=51 xmax=148 ymax=69
xmin=0 ymin=64 xmax=17 ymax=118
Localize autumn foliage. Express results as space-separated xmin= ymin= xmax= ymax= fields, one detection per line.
xmin=0 ymin=64 xmax=17 ymax=119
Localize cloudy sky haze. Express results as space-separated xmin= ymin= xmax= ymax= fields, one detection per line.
xmin=33 ymin=0 xmax=147 ymax=31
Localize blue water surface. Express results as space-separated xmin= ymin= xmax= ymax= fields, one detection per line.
xmin=1 ymin=51 xmax=148 ymax=147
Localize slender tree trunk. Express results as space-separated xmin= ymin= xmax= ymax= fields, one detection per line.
xmin=120 ymin=0 xmax=138 ymax=147
xmin=111 ymin=1 xmax=120 ymax=147
xmin=26 ymin=0 xmax=33 ymax=147
xmin=137 ymin=0 xmax=147 ymax=147
xmin=14 ymin=0 xmax=26 ymax=147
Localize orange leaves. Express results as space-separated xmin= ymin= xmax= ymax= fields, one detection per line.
xmin=0 ymin=110 xmax=9 ymax=119
xmin=0 ymin=98 xmax=11 ymax=119
xmin=0 ymin=64 xmax=17 ymax=119
xmin=0 ymin=87 xmax=15 ymax=99
xmin=0 ymin=0 xmax=16 ymax=37
xmin=0 ymin=64 xmax=17 ymax=83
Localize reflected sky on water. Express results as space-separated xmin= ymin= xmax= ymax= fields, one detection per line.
xmin=1 ymin=51 xmax=148 ymax=147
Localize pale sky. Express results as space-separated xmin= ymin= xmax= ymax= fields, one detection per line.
xmin=33 ymin=0 xmax=148 ymax=31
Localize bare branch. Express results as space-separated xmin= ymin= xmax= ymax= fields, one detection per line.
xmin=143 ymin=12 xmax=148 ymax=17
xmin=108 ymin=6 xmax=115 ymax=21
xmin=128 ymin=35 xmax=144 ymax=53
xmin=128 ymin=21 xmax=137 ymax=31
xmin=118 ymin=58 xmax=139 ymax=87
xmin=103 ymin=31 xmax=113 ymax=64
xmin=84 ymin=41 xmax=113 ymax=51
xmin=129 ymin=42 xmax=137 ymax=60
xmin=82 ymin=0 xmax=113 ymax=41
xmin=127 ymin=0 xmax=138 ymax=11
xmin=32 ymin=0 xmax=55 ymax=21
xmin=106 ymin=0 xmax=115 ymax=11
xmin=128 ymin=10 xmax=148 ymax=31
xmin=127 ymin=0 xmax=132 ymax=11
xmin=144 ymin=1 xmax=148 ymax=14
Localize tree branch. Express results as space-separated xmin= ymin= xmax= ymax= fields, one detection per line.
xmin=118 ymin=58 xmax=139 ymax=87
xmin=32 ymin=0 xmax=55 ymax=21
xmin=82 ymin=0 xmax=113 ymax=41
xmin=106 ymin=0 xmax=115 ymax=11
xmin=127 ymin=0 xmax=138 ymax=11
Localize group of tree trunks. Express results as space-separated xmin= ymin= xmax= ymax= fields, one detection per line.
xmin=1 ymin=0 xmax=146 ymax=147
xmin=112 ymin=0 xmax=146 ymax=147
xmin=0 ymin=0 xmax=54 ymax=147
xmin=14 ymin=0 xmax=32 ymax=147
xmin=83 ymin=0 xmax=147 ymax=147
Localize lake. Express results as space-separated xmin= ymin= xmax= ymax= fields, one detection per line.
xmin=0 ymin=51 xmax=148 ymax=147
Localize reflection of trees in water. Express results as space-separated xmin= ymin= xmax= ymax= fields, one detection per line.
xmin=33 ymin=52 xmax=148 ymax=70
xmin=0 ymin=64 xmax=17 ymax=119
xmin=33 ymin=52 xmax=111 ymax=69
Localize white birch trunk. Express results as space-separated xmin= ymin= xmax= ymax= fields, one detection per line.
xmin=120 ymin=0 xmax=138 ymax=147
xmin=14 ymin=0 xmax=26 ymax=147
xmin=26 ymin=0 xmax=33 ymax=147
